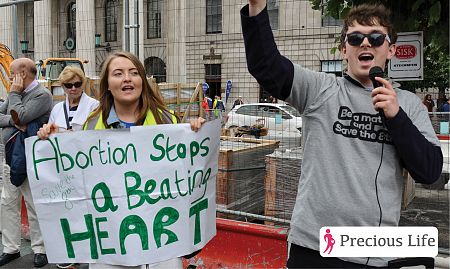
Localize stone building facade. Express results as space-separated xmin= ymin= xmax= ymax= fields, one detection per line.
xmin=0 ymin=0 xmax=343 ymax=106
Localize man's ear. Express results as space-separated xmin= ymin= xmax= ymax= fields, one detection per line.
xmin=386 ymin=44 xmax=397 ymax=60
xmin=341 ymin=45 xmax=348 ymax=60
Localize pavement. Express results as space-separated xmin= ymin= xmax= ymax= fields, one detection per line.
xmin=0 ymin=235 xmax=44 ymax=268
xmin=0 ymin=234 xmax=88 ymax=269
xmin=0 ymin=232 xmax=448 ymax=269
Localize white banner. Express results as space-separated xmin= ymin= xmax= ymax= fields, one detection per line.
xmin=320 ymin=226 xmax=438 ymax=257
xmin=25 ymin=120 xmax=221 ymax=266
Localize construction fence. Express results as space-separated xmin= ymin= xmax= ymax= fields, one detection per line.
xmin=214 ymin=108 xmax=449 ymax=253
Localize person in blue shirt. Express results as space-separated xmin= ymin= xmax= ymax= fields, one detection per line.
xmin=441 ymin=99 xmax=450 ymax=112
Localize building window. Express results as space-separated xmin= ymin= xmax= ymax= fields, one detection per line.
xmin=267 ymin=0 xmax=279 ymax=30
xmin=321 ymin=60 xmax=343 ymax=76
xmin=206 ymin=0 xmax=222 ymax=34
xmin=145 ymin=57 xmax=166 ymax=83
xmin=67 ymin=2 xmax=76 ymax=39
xmin=24 ymin=3 xmax=34 ymax=48
xmin=147 ymin=0 xmax=161 ymax=38
xmin=105 ymin=0 xmax=118 ymax=42
xmin=205 ymin=64 xmax=221 ymax=97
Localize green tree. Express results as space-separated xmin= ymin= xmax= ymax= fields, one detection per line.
xmin=312 ymin=0 xmax=449 ymax=94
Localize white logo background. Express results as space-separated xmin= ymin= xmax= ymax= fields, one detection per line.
xmin=320 ymin=227 xmax=438 ymax=257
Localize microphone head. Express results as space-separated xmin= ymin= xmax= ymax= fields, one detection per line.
xmin=369 ymin=66 xmax=384 ymax=79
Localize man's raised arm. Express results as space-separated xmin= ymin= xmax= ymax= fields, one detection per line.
xmin=241 ymin=1 xmax=294 ymax=100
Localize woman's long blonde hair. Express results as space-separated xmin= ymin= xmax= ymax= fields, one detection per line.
xmin=87 ymin=51 xmax=169 ymax=127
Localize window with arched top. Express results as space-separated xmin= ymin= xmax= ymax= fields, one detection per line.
xmin=145 ymin=57 xmax=166 ymax=83
xmin=105 ymin=0 xmax=119 ymax=42
xmin=67 ymin=2 xmax=76 ymax=39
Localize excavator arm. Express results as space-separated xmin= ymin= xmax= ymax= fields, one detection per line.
xmin=0 ymin=43 xmax=14 ymax=93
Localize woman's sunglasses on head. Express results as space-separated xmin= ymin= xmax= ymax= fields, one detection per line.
xmin=345 ymin=32 xmax=391 ymax=47
xmin=63 ymin=82 xmax=83 ymax=89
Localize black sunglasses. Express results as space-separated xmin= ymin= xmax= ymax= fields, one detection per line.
xmin=345 ymin=32 xmax=391 ymax=47
xmin=63 ymin=81 xmax=83 ymax=89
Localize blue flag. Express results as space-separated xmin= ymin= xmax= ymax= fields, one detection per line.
xmin=225 ymin=80 xmax=232 ymax=104
xmin=202 ymin=82 xmax=209 ymax=95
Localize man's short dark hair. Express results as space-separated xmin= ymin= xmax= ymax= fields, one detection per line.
xmin=339 ymin=4 xmax=397 ymax=50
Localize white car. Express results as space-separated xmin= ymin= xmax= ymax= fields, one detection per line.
xmin=225 ymin=103 xmax=302 ymax=135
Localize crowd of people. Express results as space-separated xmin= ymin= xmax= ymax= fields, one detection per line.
xmin=422 ymin=94 xmax=450 ymax=113
xmin=0 ymin=1 xmax=444 ymax=268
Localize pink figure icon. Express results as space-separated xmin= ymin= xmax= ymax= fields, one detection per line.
xmin=323 ymin=229 xmax=335 ymax=254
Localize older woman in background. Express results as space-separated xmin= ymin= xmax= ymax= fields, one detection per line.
xmin=49 ymin=66 xmax=99 ymax=132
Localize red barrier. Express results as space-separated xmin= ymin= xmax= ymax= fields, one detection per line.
xmin=21 ymin=197 xmax=30 ymax=240
xmin=438 ymin=134 xmax=450 ymax=140
xmin=184 ymin=218 xmax=288 ymax=268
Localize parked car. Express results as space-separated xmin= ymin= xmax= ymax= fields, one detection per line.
xmin=224 ymin=103 xmax=302 ymax=136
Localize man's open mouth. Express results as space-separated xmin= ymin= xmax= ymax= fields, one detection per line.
xmin=358 ymin=53 xmax=374 ymax=62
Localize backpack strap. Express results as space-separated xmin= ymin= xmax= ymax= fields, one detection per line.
xmin=63 ymin=102 xmax=72 ymax=130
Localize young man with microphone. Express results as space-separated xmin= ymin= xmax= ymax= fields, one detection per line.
xmin=241 ymin=1 xmax=442 ymax=268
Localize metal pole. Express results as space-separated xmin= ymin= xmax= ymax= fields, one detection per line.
xmin=216 ymin=208 xmax=291 ymax=225
xmin=134 ymin=0 xmax=139 ymax=57
xmin=124 ymin=0 xmax=129 ymax=51
xmin=12 ymin=3 xmax=17 ymax=58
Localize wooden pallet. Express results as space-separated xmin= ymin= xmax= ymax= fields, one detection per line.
xmin=263 ymin=149 xmax=415 ymax=225
xmin=217 ymin=136 xmax=280 ymax=219
xmin=155 ymin=81 xmax=203 ymax=122
xmin=264 ymin=148 xmax=302 ymax=226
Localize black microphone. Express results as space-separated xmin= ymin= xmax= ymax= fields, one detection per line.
xmin=369 ymin=66 xmax=385 ymax=121
xmin=369 ymin=66 xmax=384 ymax=88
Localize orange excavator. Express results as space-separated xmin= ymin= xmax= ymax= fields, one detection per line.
xmin=0 ymin=44 xmax=93 ymax=102
xmin=0 ymin=43 xmax=14 ymax=97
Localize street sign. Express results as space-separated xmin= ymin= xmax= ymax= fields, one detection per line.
xmin=388 ymin=31 xmax=423 ymax=81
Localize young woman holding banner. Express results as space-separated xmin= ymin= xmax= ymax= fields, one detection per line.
xmin=38 ymin=51 xmax=204 ymax=269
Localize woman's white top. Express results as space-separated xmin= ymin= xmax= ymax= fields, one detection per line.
xmin=49 ymin=92 xmax=99 ymax=131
